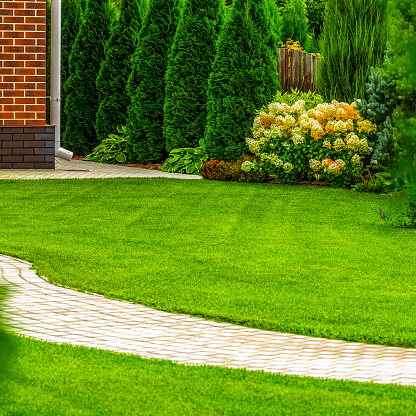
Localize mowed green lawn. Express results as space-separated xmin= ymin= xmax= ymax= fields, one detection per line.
xmin=0 ymin=178 xmax=415 ymax=347
xmin=1 ymin=333 xmax=416 ymax=416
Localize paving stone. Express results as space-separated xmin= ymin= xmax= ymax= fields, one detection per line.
xmin=1 ymin=253 xmax=416 ymax=386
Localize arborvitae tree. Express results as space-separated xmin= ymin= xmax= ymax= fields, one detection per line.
xmin=163 ymin=0 xmax=225 ymax=151
xmin=317 ymin=0 xmax=388 ymax=103
xmin=268 ymin=0 xmax=282 ymax=45
xmin=281 ymin=0 xmax=308 ymax=46
xmin=95 ymin=0 xmax=144 ymax=143
xmin=63 ymin=0 xmax=113 ymax=155
xmin=126 ymin=0 xmax=183 ymax=163
xmin=204 ymin=0 xmax=280 ymax=162
xmin=61 ymin=0 xmax=85 ymax=136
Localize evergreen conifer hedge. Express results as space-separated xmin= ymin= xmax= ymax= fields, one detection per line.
xmin=317 ymin=0 xmax=388 ymax=103
xmin=163 ymin=0 xmax=225 ymax=152
xmin=61 ymin=0 xmax=85 ymax=136
xmin=95 ymin=0 xmax=144 ymax=143
xmin=281 ymin=0 xmax=308 ymax=46
xmin=126 ymin=0 xmax=183 ymax=163
xmin=63 ymin=0 xmax=113 ymax=155
xmin=204 ymin=0 xmax=280 ymax=162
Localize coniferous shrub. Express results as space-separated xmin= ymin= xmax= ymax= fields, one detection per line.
xmin=280 ymin=0 xmax=309 ymax=46
xmin=163 ymin=0 xmax=225 ymax=152
xmin=95 ymin=0 xmax=144 ymax=143
xmin=204 ymin=0 xmax=280 ymax=162
xmin=63 ymin=0 xmax=113 ymax=155
xmin=126 ymin=0 xmax=183 ymax=163
xmin=317 ymin=0 xmax=388 ymax=103
xmin=355 ymin=67 xmax=396 ymax=169
xmin=61 ymin=0 xmax=85 ymax=136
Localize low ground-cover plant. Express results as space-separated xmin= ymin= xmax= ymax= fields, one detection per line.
xmin=84 ymin=125 xmax=128 ymax=164
xmin=159 ymin=139 xmax=208 ymax=175
xmin=200 ymin=155 xmax=268 ymax=183
xmin=246 ymin=99 xmax=377 ymax=187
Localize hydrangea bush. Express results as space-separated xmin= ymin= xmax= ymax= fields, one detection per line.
xmin=245 ymin=99 xmax=377 ymax=187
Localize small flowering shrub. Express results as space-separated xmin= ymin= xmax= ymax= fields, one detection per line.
xmin=200 ymin=155 xmax=268 ymax=183
xmin=246 ymin=99 xmax=377 ymax=187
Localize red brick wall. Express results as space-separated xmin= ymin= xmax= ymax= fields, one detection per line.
xmin=0 ymin=0 xmax=47 ymax=127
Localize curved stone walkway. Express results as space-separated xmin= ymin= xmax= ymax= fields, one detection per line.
xmin=1 ymin=255 xmax=416 ymax=386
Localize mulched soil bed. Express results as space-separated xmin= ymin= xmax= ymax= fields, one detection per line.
xmin=72 ymin=156 xmax=333 ymax=187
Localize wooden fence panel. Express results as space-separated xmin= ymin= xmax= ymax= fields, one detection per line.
xmin=277 ymin=49 xmax=321 ymax=95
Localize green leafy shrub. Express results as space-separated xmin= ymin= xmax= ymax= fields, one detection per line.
xmin=246 ymin=99 xmax=376 ymax=188
xmin=159 ymin=140 xmax=208 ymax=175
xmin=200 ymin=155 xmax=268 ymax=183
xmin=265 ymin=89 xmax=324 ymax=112
xmin=84 ymin=125 xmax=128 ymax=164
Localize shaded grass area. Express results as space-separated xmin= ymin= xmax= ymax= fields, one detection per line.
xmin=1 ymin=333 xmax=416 ymax=416
xmin=0 ymin=178 xmax=415 ymax=347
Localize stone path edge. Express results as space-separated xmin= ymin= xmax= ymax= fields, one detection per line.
xmin=1 ymin=254 xmax=416 ymax=387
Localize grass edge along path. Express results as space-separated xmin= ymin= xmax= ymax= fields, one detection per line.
xmin=0 ymin=178 xmax=415 ymax=349
xmin=1 ymin=333 xmax=416 ymax=415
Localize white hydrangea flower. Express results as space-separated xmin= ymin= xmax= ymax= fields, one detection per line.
xmin=246 ymin=138 xmax=260 ymax=154
xmin=283 ymin=162 xmax=294 ymax=173
xmin=351 ymin=153 xmax=361 ymax=164
xmin=282 ymin=141 xmax=291 ymax=149
xmin=291 ymin=133 xmax=305 ymax=148
xmin=309 ymin=159 xmax=321 ymax=172
xmin=260 ymin=153 xmax=283 ymax=168
xmin=241 ymin=161 xmax=254 ymax=172
xmin=371 ymin=159 xmax=378 ymax=165
xmin=333 ymin=138 xmax=346 ymax=151
xmin=334 ymin=158 xmax=346 ymax=169
xmin=284 ymin=115 xmax=296 ymax=127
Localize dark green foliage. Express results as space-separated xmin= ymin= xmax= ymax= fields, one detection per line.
xmin=126 ymin=0 xmax=183 ymax=163
xmin=268 ymin=0 xmax=282 ymax=42
xmin=305 ymin=0 xmax=327 ymax=39
xmin=61 ymin=0 xmax=85 ymax=136
xmin=95 ymin=0 xmax=143 ymax=143
xmin=63 ymin=0 xmax=113 ymax=155
xmin=163 ymin=0 xmax=225 ymax=152
xmin=204 ymin=0 xmax=280 ymax=162
xmin=317 ymin=0 xmax=388 ymax=103
xmin=281 ymin=0 xmax=308 ymax=46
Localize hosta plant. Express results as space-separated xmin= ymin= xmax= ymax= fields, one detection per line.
xmin=159 ymin=139 xmax=208 ymax=175
xmin=246 ymin=99 xmax=377 ymax=187
xmin=84 ymin=125 xmax=128 ymax=164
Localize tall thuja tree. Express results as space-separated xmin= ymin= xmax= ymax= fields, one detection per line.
xmin=383 ymin=0 xmax=416 ymax=226
xmin=204 ymin=0 xmax=280 ymax=162
xmin=61 ymin=0 xmax=85 ymax=136
xmin=163 ymin=0 xmax=225 ymax=151
xmin=126 ymin=0 xmax=183 ymax=163
xmin=95 ymin=0 xmax=144 ymax=143
xmin=63 ymin=0 xmax=113 ymax=155
xmin=268 ymin=0 xmax=282 ymax=46
xmin=281 ymin=0 xmax=308 ymax=46
xmin=317 ymin=0 xmax=388 ymax=103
